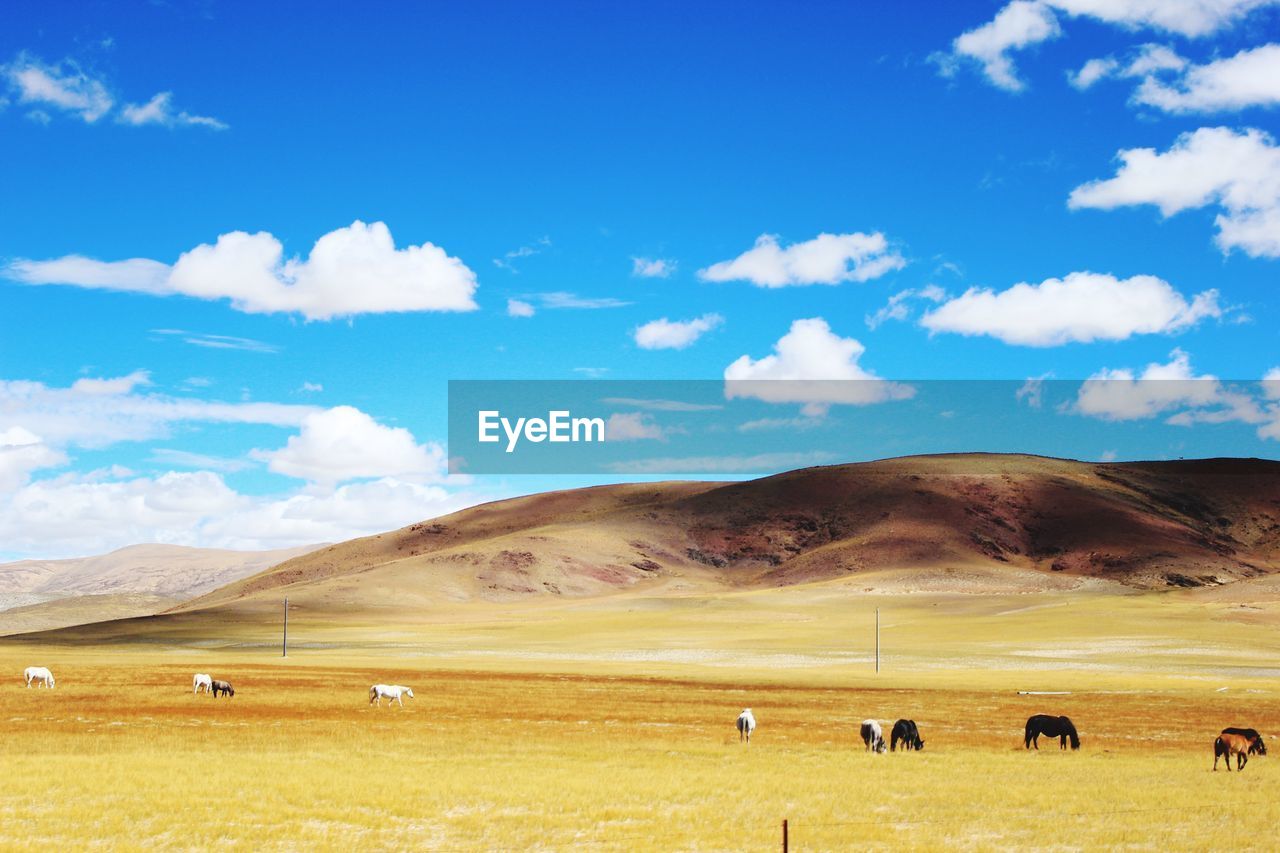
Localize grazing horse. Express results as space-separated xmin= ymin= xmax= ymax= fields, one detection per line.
xmin=369 ymin=684 xmax=414 ymax=708
xmin=210 ymin=680 xmax=234 ymax=698
xmin=1024 ymin=714 xmax=1079 ymax=750
xmin=23 ymin=666 xmax=54 ymax=688
xmin=1215 ymin=732 xmax=1257 ymax=771
xmin=891 ymin=719 xmax=924 ymax=751
xmin=1222 ymin=727 xmax=1267 ymax=756
xmin=860 ymin=720 xmax=887 ymax=753
xmin=193 ymin=673 xmax=213 ymax=695
xmin=736 ymin=708 xmax=756 ymax=743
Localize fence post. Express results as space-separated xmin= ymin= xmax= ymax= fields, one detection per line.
xmin=782 ymin=818 xmax=788 ymax=853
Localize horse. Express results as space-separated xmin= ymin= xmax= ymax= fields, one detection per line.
xmin=24 ymin=666 xmax=54 ymax=688
xmin=860 ymin=720 xmax=887 ymax=753
xmin=193 ymin=673 xmax=213 ymax=695
xmin=1215 ymin=732 xmax=1257 ymax=772
xmin=369 ymin=684 xmax=414 ymax=708
xmin=891 ymin=719 xmax=924 ymax=751
xmin=210 ymin=680 xmax=234 ymax=698
xmin=736 ymin=708 xmax=756 ymax=743
xmin=1222 ymin=727 xmax=1267 ymax=756
xmin=1024 ymin=714 xmax=1079 ymax=750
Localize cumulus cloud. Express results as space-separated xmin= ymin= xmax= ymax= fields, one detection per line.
xmin=1132 ymin=43 xmax=1280 ymax=113
xmin=633 ymin=313 xmax=723 ymax=350
xmin=920 ymin=271 xmax=1220 ymax=346
xmin=7 ymin=220 xmax=478 ymax=319
xmin=1071 ymin=350 xmax=1280 ymax=437
xmin=631 ymin=257 xmax=676 ymax=278
xmin=724 ymin=318 xmax=914 ymax=414
xmin=252 ymin=405 xmax=447 ymax=485
xmin=1069 ymin=127 xmax=1280 ymax=257
xmin=0 ymin=427 xmax=66 ymax=492
xmin=118 ymin=91 xmax=227 ymax=129
xmin=942 ymin=0 xmax=1062 ymax=91
xmin=0 ymin=469 xmax=480 ymax=557
xmin=1074 ymin=350 xmax=1223 ymax=420
xmin=699 ymin=232 xmax=905 ymax=287
xmin=941 ymin=0 xmax=1277 ymax=90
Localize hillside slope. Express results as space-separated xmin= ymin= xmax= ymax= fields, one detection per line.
xmin=176 ymin=454 xmax=1280 ymax=615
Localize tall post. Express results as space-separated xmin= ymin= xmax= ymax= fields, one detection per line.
xmin=875 ymin=608 xmax=880 ymax=673
xmin=282 ymin=596 xmax=288 ymax=658
xmin=782 ymin=819 xmax=788 ymax=853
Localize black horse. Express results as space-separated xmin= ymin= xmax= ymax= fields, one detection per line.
xmin=1024 ymin=714 xmax=1079 ymax=750
xmin=891 ymin=719 xmax=924 ymax=751
xmin=210 ymin=679 xmax=235 ymax=698
xmin=1222 ymin=727 xmax=1267 ymax=755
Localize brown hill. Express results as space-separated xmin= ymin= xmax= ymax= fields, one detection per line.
xmin=175 ymin=454 xmax=1280 ymax=615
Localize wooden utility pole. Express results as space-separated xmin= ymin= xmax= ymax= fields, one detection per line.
xmin=282 ymin=596 xmax=288 ymax=658
xmin=781 ymin=819 xmax=788 ymax=853
xmin=875 ymin=608 xmax=880 ymax=673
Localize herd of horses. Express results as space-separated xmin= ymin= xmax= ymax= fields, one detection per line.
xmin=737 ymin=707 xmax=1268 ymax=770
xmin=17 ymin=667 xmax=1270 ymax=770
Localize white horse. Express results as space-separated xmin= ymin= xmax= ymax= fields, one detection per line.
xmin=24 ymin=666 xmax=54 ymax=688
xmin=369 ymin=684 xmax=414 ymax=707
xmin=193 ymin=673 xmax=213 ymax=694
xmin=737 ymin=708 xmax=756 ymax=743
xmin=861 ymin=719 xmax=886 ymax=753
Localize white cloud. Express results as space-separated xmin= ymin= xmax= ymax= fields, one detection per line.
xmin=632 ymin=257 xmax=676 ymax=278
xmin=150 ymin=329 xmax=279 ymax=353
xmin=0 ymin=469 xmax=481 ymax=557
xmin=942 ymin=0 xmax=1277 ymax=90
xmin=2 ymin=54 xmax=112 ymax=122
xmin=1132 ymin=43 xmax=1280 ymax=113
xmin=8 ymin=220 xmax=478 ymax=319
xmin=599 ymin=397 xmax=722 ymax=412
xmin=493 ymin=237 xmax=550 ymax=273
xmin=2 ymin=52 xmax=222 ymax=129
xmin=299 ymin=382 xmax=324 ymax=393
xmin=724 ymin=318 xmax=914 ymax=413
xmin=1068 ymin=56 xmax=1120 ymax=89
xmin=604 ymin=412 xmax=666 ymax=442
xmin=737 ymin=416 xmax=825 ymax=433
xmin=865 ymin=286 xmax=946 ymax=329
xmin=920 ymin=271 xmax=1220 ymax=346
xmin=633 ymin=313 xmax=723 ymax=350
xmin=1074 ymin=349 xmax=1228 ymax=420
xmin=506 ymin=298 xmax=536 ymax=317
xmin=1263 ymin=367 xmax=1280 ymax=399
xmin=0 ymin=372 xmax=317 ymax=449
xmin=1069 ymin=127 xmax=1280 ymax=257
xmin=944 ymin=0 xmax=1062 ymax=91
xmin=119 ymin=91 xmax=227 ymax=129
xmin=252 ymin=405 xmax=447 ymax=485
xmin=1016 ymin=375 xmax=1051 ymax=409
xmin=530 ymin=292 xmax=631 ymax=309
xmin=8 ymin=256 xmax=171 ymax=292
xmin=0 ymin=427 xmax=66 ymax=492
xmin=699 ymin=232 xmax=905 ymax=287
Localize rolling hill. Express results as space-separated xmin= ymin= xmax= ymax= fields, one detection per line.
xmin=170 ymin=454 xmax=1280 ymax=617
xmin=0 ymin=543 xmax=323 ymax=634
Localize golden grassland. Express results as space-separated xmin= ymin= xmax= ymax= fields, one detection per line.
xmin=2 ymin=580 xmax=1279 ymax=850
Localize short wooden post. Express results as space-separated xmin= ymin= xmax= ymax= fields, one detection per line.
xmin=282 ymin=596 xmax=288 ymax=658
xmin=782 ymin=818 xmax=788 ymax=852
xmin=875 ymin=608 xmax=880 ymax=673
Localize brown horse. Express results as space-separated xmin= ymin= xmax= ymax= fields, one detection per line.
xmin=210 ymin=679 xmax=235 ymax=698
xmin=1214 ymin=732 xmax=1257 ymax=771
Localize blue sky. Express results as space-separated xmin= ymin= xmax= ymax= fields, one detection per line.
xmin=2 ymin=1 xmax=1279 ymax=558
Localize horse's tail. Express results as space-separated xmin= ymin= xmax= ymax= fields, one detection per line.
xmin=1066 ymin=720 xmax=1080 ymax=750
xmin=1024 ymin=718 xmax=1034 ymax=748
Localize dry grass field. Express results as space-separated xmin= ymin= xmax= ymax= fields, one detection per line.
xmin=2 ymin=580 xmax=1279 ymax=850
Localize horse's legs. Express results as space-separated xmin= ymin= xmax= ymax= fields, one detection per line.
xmin=396 ymin=695 xmax=403 ymax=708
